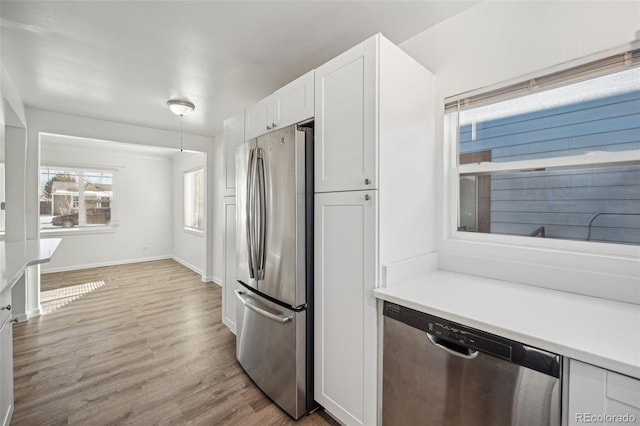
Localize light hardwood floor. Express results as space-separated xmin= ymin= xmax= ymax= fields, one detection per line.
xmin=12 ymin=259 xmax=332 ymax=425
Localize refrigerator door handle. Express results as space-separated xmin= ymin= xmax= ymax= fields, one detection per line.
xmin=255 ymin=147 xmax=267 ymax=280
xmin=246 ymin=147 xmax=256 ymax=279
xmin=235 ymin=290 xmax=292 ymax=324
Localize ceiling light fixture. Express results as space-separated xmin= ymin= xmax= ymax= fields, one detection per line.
xmin=167 ymin=99 xmax=195 ymax=151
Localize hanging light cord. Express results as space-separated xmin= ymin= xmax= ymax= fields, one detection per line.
xmin=180 ymin=115 xmax=184 ymax=152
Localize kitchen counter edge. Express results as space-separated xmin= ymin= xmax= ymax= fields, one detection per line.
xmin=374 ymin=269 xmax=640 ymax=380
xmin=1 ymin=238 xmax=62 ymax=293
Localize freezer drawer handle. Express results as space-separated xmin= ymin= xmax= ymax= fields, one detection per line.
xmin=235 ymin=290 xmax=292 ymax=324
xmin=426 ymin=333 xmax=479 ymax=360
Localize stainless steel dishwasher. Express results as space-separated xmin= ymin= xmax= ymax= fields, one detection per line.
xmin=382 ymin=301 xmax=562 ymax=426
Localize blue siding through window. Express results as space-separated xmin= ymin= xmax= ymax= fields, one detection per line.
xmin=459 ymin=91 xmax=640 ymax=245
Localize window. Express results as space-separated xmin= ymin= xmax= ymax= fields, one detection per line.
xmin=0 ymin=163 xmax=4 ymax=235
xmin=40 ymin=166 xmax=114 ymax=230
xmin=446 ymin=49 xmax=640 ymax=247
xmin=184 ymin=168 xmax=204 ymax=231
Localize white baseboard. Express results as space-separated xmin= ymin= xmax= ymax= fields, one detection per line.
xmin=222 ymin=317 xmax=237 ymax=335
xmin=39 ymin=255 xmax=225 ymax=290
xmin=12 ymin=312 xmax=29 ymax=323
xmin=41 ymin=255 xmax=173 ymax=274
xmin=201 ymin=275 xmax=219 ymax=284
xmin=171 ymin=256 xmax=204 ymax=276
xmin=2 ymin=402 xmax=13 ymax=426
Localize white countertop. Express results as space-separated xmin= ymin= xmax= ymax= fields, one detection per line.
xmin=374 ymin=269 xmax=640 ymax=379
xmin=0 ymin=238 xmax=62 ymax=294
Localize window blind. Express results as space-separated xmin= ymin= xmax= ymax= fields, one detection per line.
xmin=445 ymin=48 xmax=640 ymax=113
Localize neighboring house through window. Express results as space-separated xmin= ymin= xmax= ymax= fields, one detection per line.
xmin=446 ymin=49 xmax=640 ymax=247
xmin=40 ymin=166 xmax=114 ymax=230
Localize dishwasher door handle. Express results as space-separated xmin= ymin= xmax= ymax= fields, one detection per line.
xmin=426 ymin=333 xmax=479 ymax=360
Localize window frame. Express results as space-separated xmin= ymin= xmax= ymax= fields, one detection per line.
xmin=39 ymin=163 xmax=117 ymax=235
xmin=183 ymin=167 xmax=205 ymax=234
xmin=443 ymin=45 xmax=640 ymax=260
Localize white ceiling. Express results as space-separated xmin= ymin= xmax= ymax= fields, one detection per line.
xmin=1 ymin=1 xmax=477 ymax=137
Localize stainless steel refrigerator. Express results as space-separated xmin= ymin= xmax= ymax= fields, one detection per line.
xmin=234 ymin=123 xmax=314 ymax=419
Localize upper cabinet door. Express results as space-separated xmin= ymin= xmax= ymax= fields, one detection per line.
xmin=245 ymin=96 xmax=273 ymax=141
xmin=223 ymin=111 xmax=245 ymax=195
xmin=246 ymin=71 xmax=315 ymax=141
xmin=315 ymin=38 xmax=377 ymax=193
xmin=273 ymin=70 xmax=314 ymax=130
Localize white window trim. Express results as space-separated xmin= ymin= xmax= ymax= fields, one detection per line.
xmin=40 ymin=163 xmax=118 ymax=231
xmin=183 ymin=167 xmax=204 ymax=232
xmin=440 ymin=47 xmax=640 ymax=303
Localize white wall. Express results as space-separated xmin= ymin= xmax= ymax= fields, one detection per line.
xmin=40 ymin=140 xmax=174 ymax=272
xmin=172 ymin=151 xmax=207 ymax=277
xmin=26 ymin=108 xmax=222 ymax=277
xmin=399 ymin=1 xmax=640 ymax=303
xmin=2 ymin=65 xmax=27 ymax=128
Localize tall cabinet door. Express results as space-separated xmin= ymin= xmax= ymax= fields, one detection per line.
xmin=315 ymin=190 xmax=377 ymax=426
xmin=314 ymin=38 xmax=377 ymax=193
xmin=222 ymin=196 xmax=238 ymax=334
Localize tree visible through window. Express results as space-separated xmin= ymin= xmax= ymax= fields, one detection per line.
xmin=40 ymin=167 xmax=113 ymax=229
xmin=184 ymin=168 xmax=204 ymax=231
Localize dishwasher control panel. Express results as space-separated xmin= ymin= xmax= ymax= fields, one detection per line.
xmin=427 ymin=319 xmax=512 ymax=360
xmin=383 ymin=301 xmax=561 ymax=378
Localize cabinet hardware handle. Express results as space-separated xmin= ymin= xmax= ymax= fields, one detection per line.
xmin=266 ymin=125 xmax=272 ymax=130
xmin=11 ymin=318 xmax=19 ymax=323
xmin=1 ymin=305 xmax=11 ymax=311
xmin=365 ymin=194 xmax=371 ymax=201
xmin=364 ymin=178 xmax=372 ymax=185
xmin=272 ymin=122 xmax=277 ymax=128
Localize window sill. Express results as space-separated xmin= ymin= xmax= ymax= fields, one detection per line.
xmin=40 ymin=226 xmax=117 ymax=237
xmin=438 ymin=236 xmax=640 ymax=305
xmin=183 ymin=227 xmax=204 ymax=237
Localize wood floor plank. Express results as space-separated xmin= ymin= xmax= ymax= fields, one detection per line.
xmin=12 ymin=259 xmax=333 ymax=426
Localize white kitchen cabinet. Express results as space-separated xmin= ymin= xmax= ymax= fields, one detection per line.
xmin=567 ymin=360 xmax=640 ymax=425
xmin=223 ymin=111 xmax=245 ymax=196
xmin=272 ymin=70 xmax=314 ymax=130
xmin=245 ymin=96 xmax=272 ymax=141
xmin=244 ymin=70 xmax=314 ymax=140
xmin=314 ymin=190 xmax=377 ymax=426
xmin=0 ymin=292 xmax=14 ymax=426
xmin=314 ymin=38 xmax=376 ymax=193
xmin=222 ymin=196 xmax=237 ymax=334
xmin=314 ymin=33 xmax=435 ymax=426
